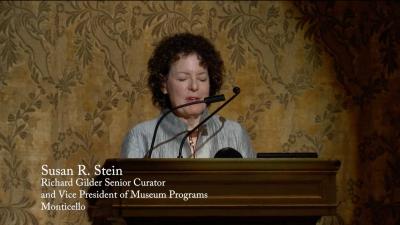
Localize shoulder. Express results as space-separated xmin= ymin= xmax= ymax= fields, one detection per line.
xmin=121 ymin=117 xmax=159 ymax=158
xmin=126 ymin=118 xmax=158 ymax=137
xmin=211 ymin=114 xmax=255 ymax=158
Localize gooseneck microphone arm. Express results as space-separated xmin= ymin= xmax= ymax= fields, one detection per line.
xmin=145 ymin=94 xmax=225 ymax=158
xmin=177 ymin=87 xmax=241 ymax=158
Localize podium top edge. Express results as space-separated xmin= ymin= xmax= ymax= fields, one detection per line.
xmin=102 ymin=158 xmax=341 ymax=171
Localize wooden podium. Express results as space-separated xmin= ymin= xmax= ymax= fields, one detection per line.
xmin=87 ymin=159 xmax=340 ymax=225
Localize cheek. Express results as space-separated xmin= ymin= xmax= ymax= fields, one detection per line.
xmin=203 ymin=82 xmax=210 ymax=95
xmin=171 ymin=84 xmax=185 ymax=94
xmin=168 ymin=85 xmax=185 ymax=101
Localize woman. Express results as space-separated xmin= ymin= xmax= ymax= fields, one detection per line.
xmin=121 ymin=33 xmax=255 ymax=158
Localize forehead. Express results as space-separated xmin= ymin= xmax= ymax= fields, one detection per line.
xmin=171 ymin=53 xmax=207 ymax=69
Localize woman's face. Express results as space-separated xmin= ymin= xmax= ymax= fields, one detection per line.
xmin=162 ymin=53 xmax=210 ymax=119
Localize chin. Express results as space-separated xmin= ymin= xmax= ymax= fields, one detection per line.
xmin=178 ymin=107 xmax=206 ymax=118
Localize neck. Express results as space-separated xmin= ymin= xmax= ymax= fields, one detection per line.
xmin=181 ymin=116 xmax=201 ymax=130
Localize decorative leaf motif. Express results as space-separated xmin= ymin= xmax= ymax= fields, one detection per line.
xmin=66 ymin=10 xmax=81 ymax=27
xmin=0 ymin=15 xmax=12 ymax=35
xmin=0 ymin=132 xmax=6 ymax=143
xmin=54 ymin=69 xmax=81 ymax=94
xmin=227 ymin=41 xmax=246 ymax=71
xmin=46 ymin=92 xmax=58 ymax=108
xmin=142 ymin=2 xmax=203 ymax=37
xmin=0 ymin=197 xmax=38 ymax=225
xmin=7 ymin=114 xmax=15 ymax=122
xmin=38 ymin=1 xmax=50 ymax=14
xmin=0 ymin=35 xmax=18 ymax=70
xmin=15 ymin=124 xmax=26 ymax=136
xmin=75 ymin=18 xmax=89 ymax=35
xmin=305 ymin=43 xmax=322 ymax=70
xmin=114 ymin=2 xmax=127 ymax=16
xmin=75 ymin=33 xmax=92 ymax=67
xmin=218 ymin=3 xmax=287 ymax=73
xmin=191 ymin=4 xmax=203 ymax=18
xmin=239 ymin=92 xmax=272 ymax=140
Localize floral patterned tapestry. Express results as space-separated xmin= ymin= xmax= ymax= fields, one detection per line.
xmin=0 ymin=1 xmax=399 ymax=225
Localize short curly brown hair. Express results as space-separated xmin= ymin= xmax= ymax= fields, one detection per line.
xmin=148 ymin=33 xmax=224 ymax=109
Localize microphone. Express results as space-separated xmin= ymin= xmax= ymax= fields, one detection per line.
xmin=177 ymin=87 xmax=241 ymax=158
xmin=145 ymin=94 xmax=225 ymax=158
xmin=214 ymin=147 xmax=243 ymax=158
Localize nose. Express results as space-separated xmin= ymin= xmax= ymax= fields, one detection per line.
xmin=189 ymin=78 xmax=199 ymax=91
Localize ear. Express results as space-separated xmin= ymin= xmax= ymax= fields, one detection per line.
xmin=161 ymin=77 xmax=168 ymax=94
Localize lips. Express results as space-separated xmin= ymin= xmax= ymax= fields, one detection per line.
xmin=185 ymin=97 xmax=201 ymax=102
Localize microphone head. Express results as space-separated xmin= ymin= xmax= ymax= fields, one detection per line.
xmin=233 ymin=87 xmax=240 ymax=94
xmin=204 ymin=94 xmax=225 ymax=104
xmin=214 ymin=147 xmax=243 ymax=158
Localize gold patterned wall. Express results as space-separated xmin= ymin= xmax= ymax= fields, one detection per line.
xmin=0 ymin=1 xmax=399 ymax=225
